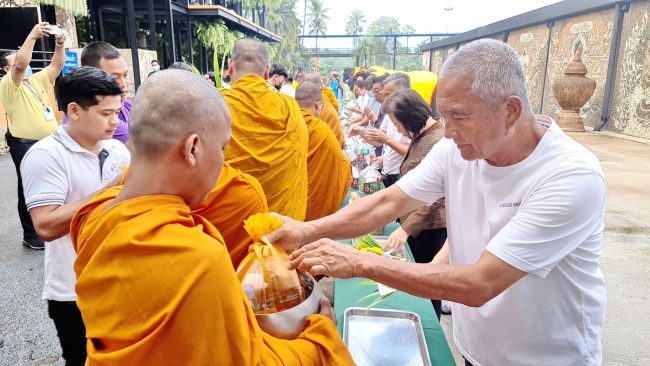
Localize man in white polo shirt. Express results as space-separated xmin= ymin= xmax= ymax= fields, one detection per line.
xmin=21 ymin=67 xmax=130 ymax=366
xmin=268 ymin=39 xmax=607 ymax=366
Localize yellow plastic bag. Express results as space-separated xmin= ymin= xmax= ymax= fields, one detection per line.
xmin=236 ymin=213 xmax=305 ymax=314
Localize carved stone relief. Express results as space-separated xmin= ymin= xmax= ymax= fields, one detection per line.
xmin=610 ymin=2 xmax=650 ymax=138
xmin=508 ymin=24 xmax=550 ymax=113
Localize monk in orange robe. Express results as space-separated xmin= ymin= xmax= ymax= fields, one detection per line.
xmin=191 ymin=162 xmax=267 ymax=268
xmin=295 ymin=81 xmax=352 ymax=221
xmin=322 ymin=82 xmax=340 ymax=111
xmin=119 ymin=162 xmax=267 ymax=268
xmin=222 ymin=38 xmax=308 ymax=220
xmin=71 ymin=70 xmax=353 ymax=365
xmin=303 ymin=73 xmax=345 ymax=148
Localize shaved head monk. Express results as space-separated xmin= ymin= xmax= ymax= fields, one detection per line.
xmin=295 ymin=81 xmax=352 ymax=221
xmin=222 ymin=38 xmax=308 ymax=220
xmin=304 ymin=73 xmax=345 ymax=148
xmin=70 ymin=70 xmax=353 ymax=365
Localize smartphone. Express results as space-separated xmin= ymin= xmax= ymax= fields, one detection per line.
xmin=49 ymin=25 xmax=64 ymax=36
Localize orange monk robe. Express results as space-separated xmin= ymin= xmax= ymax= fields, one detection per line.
xmin=322 ymin=86 xmax=339 ymax=111
xmin=301 ymin=108 xmax=352 ymax=221
xmin=191 ymin=163 xmax=267 ymax=268
xmin=71 ymin=188 xmax=354 ymax=366
xmin=222 ymin=74 xmax=308 ymax=221
xmin=119 ymin=163 xmax=267 ymax=268
xmin=319 ymin=101 xmax=345 ymax=149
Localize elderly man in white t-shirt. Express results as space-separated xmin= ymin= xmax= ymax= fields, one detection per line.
xmin=267 ymin=39 xmax=606 ymax=366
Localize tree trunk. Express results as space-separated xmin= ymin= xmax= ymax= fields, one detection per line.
xmin=303 ymin=0 xmax=307 ymax=36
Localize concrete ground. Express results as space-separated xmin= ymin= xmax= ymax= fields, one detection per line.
xmin=1 ymin=131 xmax=649 ymax=365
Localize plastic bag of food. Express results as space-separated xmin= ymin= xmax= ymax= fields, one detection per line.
xmin=358 ymin=165 xmax=383 ymax=194
xmin=236 ymin=213 xmax=305 ymax=314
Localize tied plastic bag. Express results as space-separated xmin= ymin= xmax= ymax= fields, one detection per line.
xmin=359 ymin=165 xmax=383 ymax=194
xmin=236 ymin=213 xmax=305 ymax=314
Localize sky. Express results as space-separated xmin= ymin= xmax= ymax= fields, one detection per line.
xmin=297 ymin=0 xmax=562 ymax=48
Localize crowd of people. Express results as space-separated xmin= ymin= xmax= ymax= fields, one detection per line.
xmin=1 ymin=21 xmax=607 ymax=366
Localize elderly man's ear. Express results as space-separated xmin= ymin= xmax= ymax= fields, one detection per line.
xmin=504 ymin=95 xmax=524 ymax=129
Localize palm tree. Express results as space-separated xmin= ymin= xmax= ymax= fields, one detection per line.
xmin=346 ymin=10 xmax=366 ymax=50
xmin=307 ymin=0 xmax=329 ymax=51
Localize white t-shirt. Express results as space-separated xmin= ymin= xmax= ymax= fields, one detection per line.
xmin=396 ymin=121 xmax=606 ymax=366
xmin=380 ymin=115 xmax=410 ymax=175
xmin=280 ymin=84 xmax=295 ymax=98
xmin=22 ymin=126 xmax=130 ymax=302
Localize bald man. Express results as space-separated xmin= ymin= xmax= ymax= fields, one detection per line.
xmin=222 ymin=38 xmax=308 ymax=220
xmin=295 ymin=81 xmax=352 ymax=221
xmin=303 ymin=73 xmax=345 ymax=148
xmin=70 ymin=70 xmax=353 ymax=365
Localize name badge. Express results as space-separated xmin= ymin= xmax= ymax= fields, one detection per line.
xmin=44 ymin=107 xmax=55 ymax=121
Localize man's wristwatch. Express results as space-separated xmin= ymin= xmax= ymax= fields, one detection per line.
xmin=56 ymin=42 xmax=65 ymax=48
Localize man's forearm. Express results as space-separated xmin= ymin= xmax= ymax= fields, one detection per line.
xmin=31 ymin=192 xmax=98 ymax=241
xmin=432 ymin=241 xmax=449 ymax=264
xmin=50 ymin=41 xmax=65 ymax=71
xmin=306 ymin=186 xmax=424 ymax=242
xmin=14 ymin=38 xmax=37 ymax=71
xmin=357 ymin=253 xmax=488 ymax=307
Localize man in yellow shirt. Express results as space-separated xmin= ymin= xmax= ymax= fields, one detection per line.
xmin=0 ymin=22 xmax=65 ymax=249
xmin=295 ymin=81 xmax=352 ymax=221
xmin=70 ymin=70 xmax=353 ymax=365
xmin=222 ymin=38 xmax=308 ymax=220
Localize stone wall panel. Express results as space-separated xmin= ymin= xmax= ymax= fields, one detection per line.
xmin=508 ymin=24 xmax=551 ymax=113
xmin=610 ymin=2 xmax=650 ymax=138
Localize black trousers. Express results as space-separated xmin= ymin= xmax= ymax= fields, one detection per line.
xmin=382 ymin=173 xmax=401 ymax=188
xmin=407 ymin=227 xmax=447 ymax=320
xmin=47 ymin=300 xmax=87 ymax=366
xmin=8 ymin=138 xmax=39 ymax=241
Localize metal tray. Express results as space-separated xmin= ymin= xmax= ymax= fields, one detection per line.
xmin=373 ymin=236 xmax=414 ymax=262
xmin=343 ymin=307 xmax=431 ymax=366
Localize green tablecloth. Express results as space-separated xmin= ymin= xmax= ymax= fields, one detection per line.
xmin=333 ymin=188 xmax=454 ymax=364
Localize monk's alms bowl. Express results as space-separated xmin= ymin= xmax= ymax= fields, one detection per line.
xmin=255 ymin=273 xmax=324 ymax=339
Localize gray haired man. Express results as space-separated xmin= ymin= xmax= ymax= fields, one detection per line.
xmin=268 ymin=39 xmax=607 ymax=366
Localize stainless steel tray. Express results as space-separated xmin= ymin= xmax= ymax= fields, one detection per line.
xmin=343 ymin=307 xmax=431 ymax=366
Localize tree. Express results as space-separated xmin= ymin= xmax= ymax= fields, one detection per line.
xmin=34 ymin=0 xmax=87 ymax=16
xmin=366 ymin=16 xmax=402 ymax=67
xmin=307 ymin=0 xmax=329 ymax=51
xmin=346 ymin=10 xmax=366 ymax=50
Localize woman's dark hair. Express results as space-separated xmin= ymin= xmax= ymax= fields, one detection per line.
xmin=55 ymin=66 xmax=122 ymax=114
xmin=382 ymin=88 xmax=432 ymax=139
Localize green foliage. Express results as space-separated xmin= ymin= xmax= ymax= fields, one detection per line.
xmin=35 ymin=0 xmax=87 ymax=16
xmin=345 ymin=9 xmax=366 ymax=36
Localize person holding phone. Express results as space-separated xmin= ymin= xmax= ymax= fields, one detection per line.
xmin=0 ymin=22 xmax=66 ymax=250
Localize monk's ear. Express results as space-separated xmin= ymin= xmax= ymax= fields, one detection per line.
xmin=183 ymin=134 xmax=201 ymax=167
xmin=264 ymin=65 xmax=270 ymax=80
xmin=227 ymin=59 xmax=234 ymax=75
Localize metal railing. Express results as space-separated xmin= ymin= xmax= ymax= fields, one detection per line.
xmin=0 ymin=49 xmax=54 ymax=72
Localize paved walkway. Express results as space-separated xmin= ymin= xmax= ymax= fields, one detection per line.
xmin=1 ymin=130 xmax=649 ymax=365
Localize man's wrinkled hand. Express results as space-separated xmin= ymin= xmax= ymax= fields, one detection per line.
xmin=263 ymin=213 xmax=313 ymax=250
xmin=289 ymin=239 xmax=363 ymax=278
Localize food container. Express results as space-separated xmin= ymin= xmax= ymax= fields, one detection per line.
xmin=343 ymin=307 xmax=431 ymax=366
xmin=255 ymin=273 xmax=325 ymax=339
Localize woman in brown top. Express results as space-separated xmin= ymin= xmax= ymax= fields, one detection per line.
xmin=381 ymin=89 xmax=447 ymax=319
